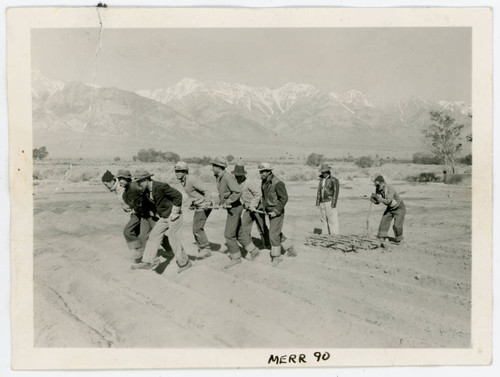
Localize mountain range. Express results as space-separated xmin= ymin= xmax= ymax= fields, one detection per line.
xmin=31 ymin=71 xmax=472 ymax=158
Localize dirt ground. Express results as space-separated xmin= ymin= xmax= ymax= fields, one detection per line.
xmin=33 ymin=173 xmax=471 ymax=348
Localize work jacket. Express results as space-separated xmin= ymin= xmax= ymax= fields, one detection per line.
xmin=181 ymin=175 xmax=211 ymax=208
xmin=238 ymin=178 xmax=261 ymax=210
xmin=216 ymin=170 xmax=242 ymax=207
xmin=376 ymin=184 xmax=403 ymax=210
xmin=146 ymin=180 xmax=183 ymax=219
xmin=316 ymin=175 xmax=340 ymax=207
xmin=122 ymin=181 xmax=148 ymax=217
xmin=261 ymin=173 xmax=288 ymax=215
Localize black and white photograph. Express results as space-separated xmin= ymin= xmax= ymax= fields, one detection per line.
xmin=6 ymin=6 xmax=493 ymax=370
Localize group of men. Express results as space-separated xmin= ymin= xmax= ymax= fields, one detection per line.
xmin=102 ymin=159 xmax=406 ymax=274
xmin=101 ymin=158 xmax=297 ymax=273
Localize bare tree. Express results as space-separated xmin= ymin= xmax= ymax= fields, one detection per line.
xmin=423 ymin=111 xmax=464 ymax=174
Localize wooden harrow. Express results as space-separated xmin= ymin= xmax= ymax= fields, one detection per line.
xmin=304 ymin=233 xmax=380 ymax=253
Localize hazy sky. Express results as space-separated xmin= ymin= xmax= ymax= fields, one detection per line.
xmin=32 ymin=27 xmax=471 ymax=101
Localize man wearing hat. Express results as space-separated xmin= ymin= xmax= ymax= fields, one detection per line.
xmin=212 ymin=158 xmax=243 ymax=268
xmin=316 ymin=164 xmax=340 ymax=235
xmin=115 ymin=169 xmax=157 ymax=259
xmin=370 ymin=175 xmax=406 ymax=245
xmin=175 ymin=161 xmax=213 ymax=259
xmin=102 ymin=170 xmax=129 ymax=210
xmin=131 ymin=169 xmax=191 ymax=273
xmin=258 ymin=163 xmax=296 ymax=266
xmin=232 ymin=164 xmax=269 ymax=260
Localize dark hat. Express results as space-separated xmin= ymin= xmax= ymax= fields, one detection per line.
xmin=116 ymin=169 xmax=132 ymax=179
xmin=319 ymin=164 xmax=331 ymax=173
xmin=211 ymin=157 xmax=228 ymax=168
xmin=231 ymin=165 xmax=247 ymax=176
xmin=101 ymin=170 xmax=114 ymax=182
xmin=374 ymin=175 xmax=385 ymax=183
xmin=133 ymin=169 xmax=154 ymax=182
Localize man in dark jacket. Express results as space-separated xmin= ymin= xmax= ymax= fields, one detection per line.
xmin=116 ymin=169 xmax=156 ymax=260
xmin=316 ymin=164 xmax=340 ymax=235
xmin=370 ymin=175 xmax=406 ymax=246
xmin=258 ymin=163 xmax=296 ymax=267
xmin=131 ymin=169 xmax=191 ymax=273
xmin=212 ymin=158 xmax=244 ymax=269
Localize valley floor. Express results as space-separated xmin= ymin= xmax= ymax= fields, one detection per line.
xmin=33 ymin=177 xmax=471 ymax=348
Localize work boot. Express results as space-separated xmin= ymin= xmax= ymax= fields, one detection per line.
xmin=131 ymin=261 xmax=154 ymax=270
xmin=271 ymin=255 xmax=283 ymax=267
xmin=197 ymin=246 xmax=212 ymax=259
xmin=246 ymin=248 xmax=260 ymax=261
xmin=177 ymin=260 xmax=193 ymax=273
xmin=224 ymin=257 xmax=242 ymax=269
xmin=390 ymin=239 xmax=403 ymax=245
xmin=286 ymin=246 xmax=297 ymax=257
xmin=134 ymin=256 xmax=143 ymax=264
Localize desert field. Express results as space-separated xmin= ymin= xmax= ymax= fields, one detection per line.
xmin=33 ymin=160 xmax=471 ymax=348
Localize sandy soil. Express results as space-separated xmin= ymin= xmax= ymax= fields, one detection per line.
xmin=33 ymin=176 xmax=471 ymax=348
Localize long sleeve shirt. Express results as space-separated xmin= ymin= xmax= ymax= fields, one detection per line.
xmin=216 ymin=170 xmax=242 ymax=206
xmin=261 ymin=174 xmax=288 ymax=215
xmin=110 ymin=180 xmax=130 ymax=211
xmin=181 ymin=175 xmax=211 ymax=207
xmin=376 ymin=184 xmax=402 ymax=209
xmin=239 ymin=179 xmax=261 ymax=210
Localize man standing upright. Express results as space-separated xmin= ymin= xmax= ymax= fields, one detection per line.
xmin=258 ymin=163 xmax=296 ymax=267
xmin=212 ymin=158 xmax=243 ymax=269
xmin=131 ymin=169 xmax=191 ymax=273
xmin=316 ymin=164 xmax=340 ymax=235
xmin=174 ymin=161 xmax=213 ymax=259
xmin=370 ymin=175 xmax=406 ymax=246
xmin=232 ymin=164 xmax=269 ymax=260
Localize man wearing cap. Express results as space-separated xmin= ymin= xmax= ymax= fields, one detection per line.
xmin=232 ymin=164 xmax=269 ymax=260
xmin=370 ymin=175 xmax=406 ymax=245
xmin=258 ymin=163 xmax=296 ymax=266
xmin=316 ymin=164 xmax=340 ymax=235
xmin=131 ymin=169 xmax=191 ymax=273
xmin=102 ymin=170 xmax=129 ymax=211
xmin=174 ymin=161 xmax=213 ymax=259
xmin=115 ymin=169 xmax=156 ymax=259
xmin=212 ymin=158 xmax=243 ymax=268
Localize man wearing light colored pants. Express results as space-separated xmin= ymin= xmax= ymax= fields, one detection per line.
xmin=130 ymin=169 xmax=191 ymax=273
xmin=316 ymin=164 xmax=340 ymax=235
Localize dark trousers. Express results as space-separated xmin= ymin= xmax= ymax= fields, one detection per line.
xmin=192 ymin=209 xmax=212 ymax=249
xmin=123 ymin=214 xmax=155 ymax=252
xmin=239 ymin=209 xmax=270 ymax=249
xmin=224 ymin=204 xmax=243 ymax=258
xmin=377 ymin=201 xmax=406 ymax=241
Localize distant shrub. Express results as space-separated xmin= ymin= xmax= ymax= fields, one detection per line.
xmin=33 ymin=146 xmax=49 ymax=160
xmin=114 ymin=156 xmax=121 ymax=162
xmin=458 ymin=154 xmax=472 ymax=165
xmin=288 ymin=171 xmax=317 ymax=182
xmin=226 ymin=154 xmax=235 ymax=163
xmin=306 ymin=153 xmax=324 ymax=167
xmin=354 ymin=156 xmax=373 ymax=168
xmin=444 ymin=174 xmax=468 ymax=185
xmin=134 ymin=148 xmax=180 ymax=163
xmin=185 ymin=156 xmax=213 ymax=166
xmin=412 ymin=152 xmax=441 ymax=165
xmin=406 ymin=172 xmax=440 ymax=183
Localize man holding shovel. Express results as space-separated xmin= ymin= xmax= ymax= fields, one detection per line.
xmin=315 ymin=164 xmax=340 ymax=235
xmin=370 ymin=175 xmax=406 ymax=246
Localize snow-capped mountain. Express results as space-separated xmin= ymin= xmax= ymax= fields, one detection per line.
xmin=31 ymin=70 xmax=65 ymax=100
xmin=32 ymin=71 xmax=472 ymax=156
